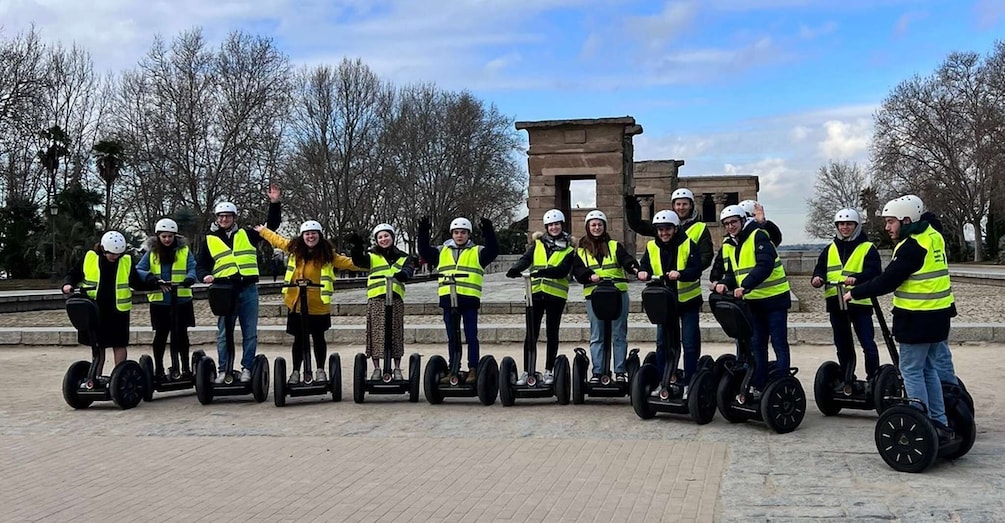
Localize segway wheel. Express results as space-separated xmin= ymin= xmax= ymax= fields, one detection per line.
xmin=273 ymin=357 xmax=287 ymax=407
xmin=62 ymin=360 xmax=94 ymax=410
xmin=942 ymin=380 xmax=976 ymax=460
xmin=572 ymin=353 xmax=587 ymax=405
xmin=109 ymin=360 xmax=145 ymax=410
xmin=554 ymin=355 xmax=571 ymax=405
xmin=631 ymin=364 xmax=658 ymax=420
xmin=955 ymin=377 xmax=975 ymax=414
xmin=642 ymin=351 xmax=656 ymax=368
xmin=697 ymin=355 xmax=714 ymax=372
xmin=875 ymin=405 xmax=939 ymax=473
xmin=499 ymin=357 xmax=517 ymax=407
xmin=476 ymin=355 xmax=499 ymax=406
xmin=423 ymin=355 xmax=447 ymax=405
xmin=251 ymin=354 xmax=269 ymax=403
xmin=689 ymin=369 xmax=718 ymax=425
xmin=329 ymin=353 xmax=342 ymax=402
xmin=138 ymin=355 xmax=155 ymax=402
xmin=873 ymin=364 xmax=904 ymax=415
xmin=353 ymin=353 xmax=367 ymax=404
xmin=715 ymin=367 xmax=747 ymax=424
xmin=626 ymin=351 xmax=641 ymax=385
xmin=813 ymin=361 xmax=842 ymax=416
xmin=195 ymin=357 xmax=216 ymax=405
xmin=761 ymin=376 xmax=806 ymax=434
xmin=407 ymin=353 xmax=421 ymax=403
xmin=191 ymin=350 xmax=206 ymax=372
xmin=712 ymin=353 xmax=736 ymax=385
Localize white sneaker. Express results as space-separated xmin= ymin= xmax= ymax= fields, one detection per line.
xmin=392 ymin=369 xmax=403 ymax=381
xmin=239 ymin=368 xmax=252 ymax=383
xmin=543 ymin=370 xmax=554 ymax=385
xmin=288 ymin=370 xmax=301 ymax=384
xmin=315 ymin=369 xmax=327 ymax=382
xmin=214 ymin=371 xmax=228 ymax=384
xmin=371 ymin=368 xmax=382 ymax=381
xmin=516 ymin=371 xmax=529 ymax=386
xmin=682 ymin=385 xmax=690 ymax=400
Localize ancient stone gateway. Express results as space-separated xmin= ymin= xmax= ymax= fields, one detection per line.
xmin=515 ymin=116 xmax=759 ymax=252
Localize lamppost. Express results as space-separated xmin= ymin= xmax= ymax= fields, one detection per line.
xmin=49 ymin=205 xmax=59 ymax=281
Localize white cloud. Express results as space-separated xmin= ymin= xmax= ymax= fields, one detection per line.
xmin=818 ymin=119 xmax=871 ymax=158
xmin=791 ymin=125 xmax=811 ymax=141
xmin=894 ymin=10 xmax=928 ymax=37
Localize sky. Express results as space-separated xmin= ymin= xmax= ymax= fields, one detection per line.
xmin=3 ymin=0 xmax=1004 ymax=243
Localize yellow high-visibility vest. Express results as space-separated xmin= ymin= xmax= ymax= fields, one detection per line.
xmin=205 ymin=230 xmax=259 ymax=277
xmin=530 ymin=240 xmax=572 ymax=300
xmin=366 ymin=253 xmax=406 ymax=300
xmin=147 ymin=246 xmax=193 ymax=302
xmin=577 ymin=240 xmax=627 ymax=297
xmin=281 ymin=255 xmax=335 ymax=305
xmin=823 ymin=242 xmax=873 ymax=306
xmin=646 ymin=239 xmax=701 ymax=302
xmin=82 ymin=251 xmax=132 ymax=311
xmin=437 ymin=246 xmax=484 ymax=299
xmin=892 ymin=226 xmax=954 ymax=311
xmin=720 ymin=229 xmax=790 ymax=300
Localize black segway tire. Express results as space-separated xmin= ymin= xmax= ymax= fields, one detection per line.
xmin=689 ymin=369 xmax=718 ymax=425
xmin=109 ymin=360 xmax=145 ymax=410
xmin=554 ymin=355 xmax=571 ymax=405
xmin=643 ymin=351 xmax=656 ymax=367
xmin=631 ymin=364 xmax=658 ymax=419
xmin=273 ymin=357 xmax=287 ymax=407
xmin=716 ymin=367 xmax=747 ymax=424
xmin=195 ymin=357 xmax=216 ymax=405
xmin=697 ymin=355 xmax=714 ymax=371
xmin=353 ymin=353 xmax=367 ymax=403
xmin=191 ymin=350 xmax=206 ymax=373
xmin=423 ymin=355 xmax=447 ymax=405
xmin=499 ymin=356 xmax=517 ymax=407
xmin=626 ymin=351 xmax=641 ymax=385
xmin=761 ymin=376 xmax=806 ymax=434
xmin=713 ymin=353 xmax=736 ymax=385
xmin=955 ymin=377 xmax=975 ymax=414
xmin=328 ymin=353 xmax=342 ymax=402
xmin=138 ymin=355 xmax=155 ymax=402
xmin=251 ymin=354 xmax=269 ymax=403
xmin=62 ymin=360 xmax=94 ymax=410
xmin=873 ymin=364 xmax=904 ymax=415
xmin=476 ymin=356 xmax=499 ymax=406
xmin=875 ymin=405 xmax=939 ymax=473
xmin=572 ymin=353 xmax=587 ymax=405
xmin=942 ymin=379 xmax=976 ymax=460
xmin=408 ymin=353 xmax=421 ymax=403
xmin=813 ymin=361 xmax=842 ymax=416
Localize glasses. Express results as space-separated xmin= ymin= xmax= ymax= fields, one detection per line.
xmin=722 ymin=218 xmax=741 ymax=227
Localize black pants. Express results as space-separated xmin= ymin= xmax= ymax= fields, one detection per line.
xmin=152 ymin=328 xmax=190 ymax=374
xmin=292 ymin=332 xmax=327 ymax=372
xmin=528 ymin=295 xmax=566 ymax=371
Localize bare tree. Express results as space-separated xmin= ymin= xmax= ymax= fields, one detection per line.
xmin=804 ymin=160 xmax=869 ymax=240
xmin=0 ymin=27 xmax=50 ymax=206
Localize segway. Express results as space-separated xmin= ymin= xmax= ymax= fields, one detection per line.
xmin=274 ymin=278 xmax=341 ymax=406
xmin=138 ymin=281 xmax=205 ymax=401
xmin=423 ymin=273 xmax=498 ymax=405
xmin=498 ymin=273 xmax=571 ymax=406
xmin=61 ymin=286 xmax=146 ymax=410
xmin=711 ymin=292 xmax=806 ymax=434
xmin=353 ymin=275 xmax=420 ymax=403
xmin=571 ymin=278 xmax=641 ymax=404
xmin=813 ymin=281 xmax=904 ymax=416
xmin=631 ymin=276 xmax=716 ymax=424
xmin=194 ymin=278 xmax=269 ymax=404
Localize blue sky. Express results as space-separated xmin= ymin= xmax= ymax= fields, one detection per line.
xmin=4 ymin=0 xmax=1004 ymax=242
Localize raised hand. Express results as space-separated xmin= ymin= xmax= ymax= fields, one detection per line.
xmin=266 ymin=183 xmax=281 ymax=203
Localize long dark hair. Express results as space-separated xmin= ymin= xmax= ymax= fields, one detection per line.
xmin=287 ymin=236 xmax=335 ymax=266
xmin=150 ymin=236 xmax=177 ymax=266
xmin=578 ymin=230 xmax=611 ymax=260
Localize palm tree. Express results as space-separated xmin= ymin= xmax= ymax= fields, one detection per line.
xmin=93 ymin=140 xmax=125 ymax=227
xmin=37 ymin=126 xmax=70 ymax=203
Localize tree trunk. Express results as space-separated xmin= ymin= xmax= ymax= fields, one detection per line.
xmin=105 ymin=181 xmax=113 ymax=230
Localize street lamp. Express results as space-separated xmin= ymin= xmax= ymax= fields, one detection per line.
xmin=49 ymin=205 xmax=59 ymax=281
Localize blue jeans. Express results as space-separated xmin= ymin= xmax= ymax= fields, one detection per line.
xmin=216 ymin=283 xmax=259 ymax=371
xmin=933 ymin=340 xmax=958 ymax=385
xmin=655 ymin=308 xmax=701 ymax=382
xmin=829 ymin=309 xmax=880 ymax=380
xmin=443 ymin=307 xmax=480 ymax=371
xmin=899 ymin=341 xmax=948 ymax=425
xmin=749 ymin=307 xmax=790 ymax=389
xmin=586 ymin=292 xmax=629 ymax=375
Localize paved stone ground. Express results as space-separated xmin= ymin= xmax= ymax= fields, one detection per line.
xmin=0 ymin=342 xmax=1002 ymax=522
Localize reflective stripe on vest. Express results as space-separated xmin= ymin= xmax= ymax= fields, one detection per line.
xmin=684 ymin=221 xmax=706 ymax=245
xmin=205 ymin=229 xmax=259 ymax=278
xmin=437 ymin=246 xmax=484 ymax=298
xmin=577 ymin=240 xmax=627 ymax=296
xmin=823 ymin=242 xmax=872 ymax=305
xmin=646 ymin=239 xmax=701 ymax=302
xmin=720 ymin=229 xmax=789 ymax=300
xmin=367 ymin=253 xmax=406 ymax=300
xmin=147 ymin=246 xmax=193 ymax=302
xmin=891 ymin=226 xmax=955 ymax=310
xmin=530 ymin=240 xmax=572 ymax=300
xmin=281 ymin=254 xmax=336 ymax=304
xmin=83 ymin=250 xmax=133 ymax=311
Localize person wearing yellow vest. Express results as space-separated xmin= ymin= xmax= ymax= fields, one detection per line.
xmin=349 ymin=223 xmax=416 ymax=381
xmin=636 ymin=210 xmax=702 ymax=394
xmin=844 ymin=195 xmax=959 ymax=434
xmin=810 ymin=208 xmax=882 ymax=382
xmin=570 ymin=210 xmax=641 ymax=384
xmin=417 ymin=215 xmax=499 ymax=383
xmin=709 ymin=205 xmax=791 ymax=399
xmin=625 ymin=187 xmax=714 ymax=270
xmin=136 ymin=218 xmax=198 ymax=381
xmin=738 ymin=200 xmax=783 ymax=247
xmin=256 ymin=219 xmax=357 ymax=384
xmin=505 ymin=209 xmax=575 ymax=386
xmin=196 ymin=184 xmax=282 ymax=384
xmin=61 ymin=231 xmax=146 ymax=382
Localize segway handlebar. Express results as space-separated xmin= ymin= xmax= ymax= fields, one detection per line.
xmin=825 ymin=280 xmax=848 ymax=311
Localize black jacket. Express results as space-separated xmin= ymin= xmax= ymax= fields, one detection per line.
xmin=196 ymin=201 xmax=282 ymax=283
xmin=351 ymin=245 xmax=416 ymax=282
xmin=709 ymin=221 xmax=791 ymax=311
xmin=63 ymin=250 xmax=148 ymax=312
xmin=811 ymin=230 xmax=882 ymax=313
xmin=849 ymin=222 xmax=957 ymax=344
xmin=638 ymin=234 xmax=703 ymax=311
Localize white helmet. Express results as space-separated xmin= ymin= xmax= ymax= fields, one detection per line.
xmin=543 ymin=209 xmax=565 ymax=226
xmin=671 ymin=188 xmax=694 ymax=202
xmin=652 ymin=210 xmax=680 ymax=228
xmin=720 ymin=205 xmax=746 ymax=223
xmin=882 ymin=195 xmax=923 ymax=223
xmin=833 ymin=208 xmax=860 ymax=224
xmin=584 ymin=209 xmax=607 ymax=226
xmin=155 ymin=218 xmax=178 ymax=234
xmin=739 ymin=200 xmax=758 ymax=217
xmin=214 ymin=202 xmax=237 ymax=215
xmin=100 ymin=231 xmax=127 ymax=254
xmin=299 ymin=220 xmax=323 ymax=234
xmin=449 ymin=217 xmax=472 ymax=232
xmin=372 ymin=223 xmax=395 ymax=238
